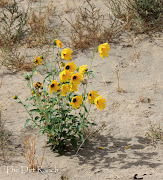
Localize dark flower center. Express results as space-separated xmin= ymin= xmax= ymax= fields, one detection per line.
xmin=73 ymin=76 xmax=77 ymax=80
xmin=51 ymin=84 xmax=55 ymax=87
xmin=66 ymin=65 xmax=70 ymax=69
xmin=73 ymin=98 xmax=77 ymax=102
xmin=89 ymin=93 xmax=92 ymax=96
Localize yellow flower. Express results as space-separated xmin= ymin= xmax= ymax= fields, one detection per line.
xmin=59 ymin=70 xmax=71 ymax=83
xmin=61 ymin=84 xmax=70 ymax=96
xmin=34 ymin=82 xmax=42 ymax=89
xmin=31 ymin=90 xmax=35 ymax=94
xmin=64 ymin=62 xmax=77 ymax=72
xmin=53 ymin=39 xmax=62 ymax=48
xmin=94 ymin=96 xmax=105 ymax=111
xmin=78 ymin=65 xmax=87 ymax=75
xmin=87 ymin=91 xmax=99 ymax=104
xmin=98 ymin=43 xmax=110 ymax=59
xmin=33 ymin=56 xmax=42 ymax=66
xmin=97 ymin=147 xmax=104 ymax=149
xmin=12 ymin=96 xmax=18 ymax=99
xmin=48 ymin=80 xmax=60 ymax=93
xmin=59 ymin=61 xmax=65 ymax=69
xmin=70 ymin=83 xmax=77 ymax=92
xmin=61 ymin=48 xmax=73 ymax=61
xmin=70 ymin=73 xmax=83 ymax=85
xmin=70 ymin=95 xmax=83 ymax=109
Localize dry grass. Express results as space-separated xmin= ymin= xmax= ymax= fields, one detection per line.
xmin=0 ymin=0 xmax=56 ymax=71
xmin=23 ymin=135 xmax=46 ymax=171
xmin=26 ymin=0 xmax=56 ymax=47
xmin=0 ymin=105 xmax=11 ymax=162
xmin=146 ymin=121 xmax=163 ymax=144
xmin=66 ymin=0 xmax=121 ymax=50
xmin=116 ymin=71 xmax=126 ymax=93
xmin=103 ymin=0 xmax=163 ymax=32
xmin=0 ymin=0 xmax=12 ymax=7
xmin=23 ymin=135 xmax=37 ymax=170
xmin=0 ymin=0 xmax=33 ymax=71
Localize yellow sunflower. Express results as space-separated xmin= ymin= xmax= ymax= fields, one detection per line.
xmin=94 ymin=96 xmax=105 ymax=111
xmin=70 ymin=73 xmax=83 ymax=85
xmin=34 ymin=82 xmax=42 ymax=89
xmin=61 ymin=84 xmax=70 ymax=96
xmin=70 ymin=83 xmax=77 ymax=92
xmin=78 ymin=65 xmax=87 ymax=75
xmin=70 ymin=95 xmax=83 ymax=109
xmin=33 ymin=56 xmax=42 ymax=66
xmin=53 ymin=39 xmax=62 ymax=48
xmin=59 ymin=62 xmax=65 ymax=70
xmin=64 ymin=62 xmax=77 ymax=72
xmin=98 ymin=43 xmax=110 ymax=59
xmin=87 ymin=91 xmax=99 ymax=104
xmin=48 ymin=80 xmax=60 ymax=93
xmin=61 ymin=48 xmax=73 ymax=61
xmin=59 ymin=70 xmax=71 ymax=83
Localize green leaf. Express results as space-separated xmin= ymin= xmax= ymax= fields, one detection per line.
xmin=29 ymin=108 xmax=40 ymax=115
xmin=25 ymin=96 xmax=35 ymax=101
xmin=71 ymin=138 xmax=77 ymax=148
xmin=27 ymin=83 xmax=31 ymax=87
xmin=83 ymin=105 xmax=88 ymax=112
xmin=43 ymin=73 xmax=52 ymax=83
xmin=50 ymin=129 xmax=55 ymax=136
xmin=17 ymin=100 xmax=22 ymax=104
xmin=34 ymin=116 xmax=40 ymax=121
xmin=24 ymin=119 xmax=31 ymax=127
xmin=79 ymin=134 xmax=85 ymax=143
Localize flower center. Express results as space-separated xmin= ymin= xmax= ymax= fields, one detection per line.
xmin=73 ymin=98 xmax=77 ymax=102
xmin=73 ymin=76 xmax=77 ymax=80
xmin=66 ymin=65 xmax=70 ymax=69
xmin=89 ymin=93 xmax=92 ymax=96
xmin=51 ymin=84 xmax=55 ymax=87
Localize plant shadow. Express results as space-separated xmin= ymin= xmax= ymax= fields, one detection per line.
xmin=64 ymin=134 xmax=161 ymax=171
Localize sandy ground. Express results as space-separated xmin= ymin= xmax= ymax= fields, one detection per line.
xmin=0 ymin=0 xmax=163 ymax=179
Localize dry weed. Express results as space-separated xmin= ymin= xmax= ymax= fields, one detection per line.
xmin=66 ymin=0 xmax=120 ymax=50
xmin=146 ymin=121 xmax=163 ymax=144
xmin=0 ymin=105 xmax=11 ymax=161
xmin=23 ymin=135 xmax=37 ymax=170
xmin=23 ymin=135 xmax=46 ymax=171
xmin=103 ymin=0 xmax=163 ymax=32
xmin=0 ymin=0 xmax=33 ymax=71
xmin=116 ymin=71 xmax=126 ymax=93
xmin=0 ymin=0 xmax=12 ymax=7
xmin=26 ymin=0 xmax=56 ymax=47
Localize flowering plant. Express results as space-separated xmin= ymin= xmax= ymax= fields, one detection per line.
xmin=13 ymin=40 xmax=110 ymax=154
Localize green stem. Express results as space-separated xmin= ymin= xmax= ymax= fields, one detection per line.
xmin=51 ymin=45 xmax=55 ymax=73
xmin=84 ymin=47 xmax=96 ymax=97
xmin=18 ymin=98 xmax=40 ymax=128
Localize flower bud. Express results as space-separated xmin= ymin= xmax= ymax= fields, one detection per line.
xmin=12 ymin=96 xmax=18 ymax=99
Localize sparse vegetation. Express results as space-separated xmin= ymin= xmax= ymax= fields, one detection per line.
xmin=103 ymin=0 xmax=163 ymax=32
xmin=66 ymin=0 xmax=120 ymax=50
xmin=0 ymin=0 xmax=30 ymax=70
xmin=0 ymin=106 xmax=11 ymax=162
xmin=23 ymin=135 xmax=37 ymax=170
xmin=26 ymin=0 xmax=57 ymax=47
xmin=146 ymin=121 xmax=163 ymax=144
xmin=116 ymin=71 xmax=126 ymax=93
xmin=0 ymin=0 xmax=11 ymax=7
